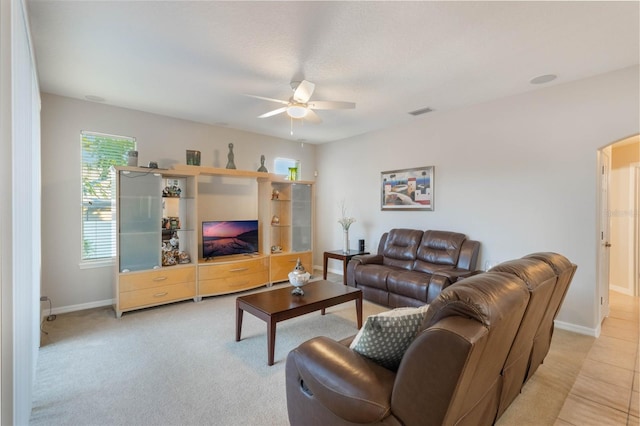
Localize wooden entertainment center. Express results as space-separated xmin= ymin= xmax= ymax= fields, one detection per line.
xmin=113 ymin=165 xmax=314 ymax=317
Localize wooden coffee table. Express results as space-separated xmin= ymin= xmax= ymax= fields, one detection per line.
xmin=235 ymin=280 xmax=363 ymax=366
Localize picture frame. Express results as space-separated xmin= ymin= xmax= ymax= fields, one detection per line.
xmin=381 ymin=166 xmax=434 ymax=211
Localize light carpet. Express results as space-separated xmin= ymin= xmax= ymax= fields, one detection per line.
xmin=31 ymin=282 xmax=387 ymax=426
xmin=31 ymin=280 xmax=594 ymax=425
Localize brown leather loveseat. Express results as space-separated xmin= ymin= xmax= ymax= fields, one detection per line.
xmin=286 ymin=252 xmax=576 ymax=426
xmin=346 ymin=229 xmax=480 ymax=307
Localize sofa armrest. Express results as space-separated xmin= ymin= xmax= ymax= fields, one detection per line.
xmin=457 ymin=239 xmax=480 ymax=271
xmin=351 ymin=254 xmax=384 ymax=265
xmin=286 ymin=336 xmax=396 ymax=424
xmin=390 ymin=316 xmax=488 ymax=426
xmin=433 ymin=268 xmax=479 ymax=282
xmin=346 ymin=254 xmax=384 ymax=286
xmin=422 ymin=269 xmax=473 ymax=302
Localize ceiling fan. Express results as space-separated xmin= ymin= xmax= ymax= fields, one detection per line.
xmin=246 ymin=80 xmax=355 ymax=124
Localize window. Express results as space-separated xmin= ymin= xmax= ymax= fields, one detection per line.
xmin=274 ymin=157 xmax=300 ymax=176
xmin=81 ymin=131 xmax=136 ymax=263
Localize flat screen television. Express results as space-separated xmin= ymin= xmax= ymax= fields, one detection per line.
xmin=202 ymin=220 xmax=259 ymax=259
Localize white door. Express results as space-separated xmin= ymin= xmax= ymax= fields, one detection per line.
xmin=598 ymin=150 xmax=611 ymax=323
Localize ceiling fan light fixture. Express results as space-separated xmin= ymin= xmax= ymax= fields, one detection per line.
xmin=287 ymin=104 xmax=308 ymax=119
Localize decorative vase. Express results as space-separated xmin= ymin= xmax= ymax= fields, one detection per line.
xmin=186 ymin=150 xmax=201 ymax=166
xmin=288 ymin=258 xmax=310 ymax=295
xmin=343 ymin=229 xmax=349 ymax=254
xmin=288 ymin=167 xmax=298 ymax=181
xmin=127 ymin=150 xmax=138 ymax=167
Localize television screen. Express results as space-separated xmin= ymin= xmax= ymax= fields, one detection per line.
xmin=202 ymin=220 xmax=259 ymax=259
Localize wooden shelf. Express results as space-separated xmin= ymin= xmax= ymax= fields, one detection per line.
xmin=172 ymin=164 xmax=314 ymax=183
xmin=172 ymin=164 xmax=270 ymax=179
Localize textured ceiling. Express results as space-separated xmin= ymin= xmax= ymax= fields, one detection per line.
xmin=28 ymin=1 xmax=639 ymax=144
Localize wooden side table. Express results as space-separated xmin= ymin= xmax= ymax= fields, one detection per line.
xmin=323 ymin=249 xmax=370 ymax=285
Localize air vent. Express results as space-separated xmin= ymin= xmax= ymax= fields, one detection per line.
xmin=409 ymin=107 xmax=434 ymax=116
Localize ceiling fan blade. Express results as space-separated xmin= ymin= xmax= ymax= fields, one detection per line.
xmin=258 ymin=107 xmax=287 ymax=118
xmin=244 ymin=94 xmax=289 ymax=106
xmin=292 ymin=80 xmax=315 ymax=103
xmin=304 ymin=109 xmax=322 ymax=124
xmin=307 ymin=100 xmax=356 ymax=110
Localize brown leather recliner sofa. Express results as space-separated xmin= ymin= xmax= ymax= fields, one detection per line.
xmin=286 ymin=252 xmax=576 ymax=426
xmin=346 ymin=229 xmax=480 ymax=307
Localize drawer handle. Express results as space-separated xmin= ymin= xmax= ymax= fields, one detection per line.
xmin=230 ymin=281 xmax=249 ymax=287
xmin=153 ymin=292 xmax=169 ymax=298
xmin=153 ymin=277 xmax=168 ymax=282
xmin=229 ymin=267 xmax=249 ymax=273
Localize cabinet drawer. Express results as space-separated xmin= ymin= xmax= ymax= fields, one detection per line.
xmin=119 ymin=266 xmax=196 ymax=292
xmin=199 ymin=257 xmax=268 ymax=280
xmin=119 ymin=281 xmax=196 ymax=310
xmin=199 ymin=270 xmax=269 ymax=296
xmin=270 ymin=252 xmax=312 ymax=283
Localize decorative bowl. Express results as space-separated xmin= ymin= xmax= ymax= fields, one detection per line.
xmin=288 ymin=271 xmax=311 ymax=295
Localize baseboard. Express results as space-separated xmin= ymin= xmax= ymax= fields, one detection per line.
xmin=554 ymin=319 xmax=598 ymax=337
xmin=50 ymin=299 xmax=115 ymax=316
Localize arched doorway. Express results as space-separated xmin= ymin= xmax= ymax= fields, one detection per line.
xmin=598 ymin=135 xmax=640 ymax=326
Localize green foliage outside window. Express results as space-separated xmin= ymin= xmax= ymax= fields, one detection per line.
xmin=81 ymin=132 xmax=135 ymax=261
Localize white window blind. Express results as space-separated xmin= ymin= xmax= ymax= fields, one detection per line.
xmin=81 ymin=131 xmax=136 ymax=262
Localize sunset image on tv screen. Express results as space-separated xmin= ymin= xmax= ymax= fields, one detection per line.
xmin=202 ymin=220 xmax=258 ymax=258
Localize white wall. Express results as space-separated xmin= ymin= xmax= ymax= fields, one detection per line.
xmin=40 ymin=93 xmax=315 ymax=311
xmin=0 ymin=2 xmax=11 ymax=422
xmin=315 ymin=66 xmax=640 ymax=334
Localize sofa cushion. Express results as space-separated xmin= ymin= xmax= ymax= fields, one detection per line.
xmin=381 ymin=229 xmax=423 ymax=270
xmin=350 ymin=305 xmax=429 ymax=370
xmin=353 ymin=264 xmax=399 ymax=290
xmin=414 ymin=230 xmax=466 ymax=273
xmin=386 ymin=270 xmax=431 ymax=303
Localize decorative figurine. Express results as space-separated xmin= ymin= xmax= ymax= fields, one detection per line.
xmin=169 ymin=232 xmax=179 ymax=250
xmin=162 ymin=185 xmax=181 ymax=197
xmin=162 ymin=241 xmax=177 ymax=266
xmin=257 ymin=154 xmax=268 ymax=172
xmin=226 ymin=143 xmax=236 ymax=169
xmin=178 ymin=251 xmax=191 ymax=264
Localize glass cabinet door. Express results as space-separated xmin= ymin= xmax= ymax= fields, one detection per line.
xmin=119 ymin=171 xmax=162 ymax=271
xmin=291 ymin=183 xmax=312 ymax=252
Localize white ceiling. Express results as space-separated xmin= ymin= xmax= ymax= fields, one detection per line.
xmin=28 ymin=1 xmax=639 ymax=144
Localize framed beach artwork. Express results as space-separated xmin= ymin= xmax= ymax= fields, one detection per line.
xmin=381 ymin=166 xmax=434 ymax=211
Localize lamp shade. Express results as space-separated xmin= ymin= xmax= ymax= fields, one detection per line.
xmin=287 ymin=104 xmax=308 ymax=119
